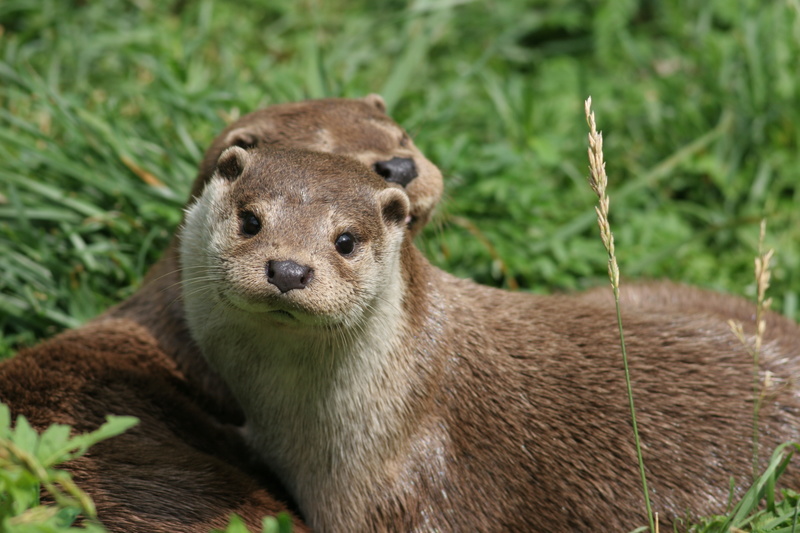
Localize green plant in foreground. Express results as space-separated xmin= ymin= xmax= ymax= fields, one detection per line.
xmin=586 ymin=101 xmax=800 ymax=532
xmin=696 ymin=223 xmax=800 ymax=532
xmin=0 ymin=402 xmax=138 ymax=532
xmin=690 ymin=443 xmax=800 ymax=532
xmin=585 ymin=97 xmax=654 ymax=532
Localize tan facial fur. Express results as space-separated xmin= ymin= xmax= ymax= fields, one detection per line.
xmin=101 ymin=96 xmax=444 ymax=418
xmin=182 ymin=146 xmax=409 ymax=333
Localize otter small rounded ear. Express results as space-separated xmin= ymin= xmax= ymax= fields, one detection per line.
xmin=364 ymin=93 xmax=387 ymax=113
xmin=223 ymin=128 xmax=259 ymax=150
xmin=216 ymin=146 xmax=249 ymax=181
xmin=377 ymin=187 xmax=410 ymax=227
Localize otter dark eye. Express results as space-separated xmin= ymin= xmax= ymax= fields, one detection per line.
xmin=335 ymin=233 xmax=356 ymax=256
xmin=241 ymin=211 xmax=261 ymax=236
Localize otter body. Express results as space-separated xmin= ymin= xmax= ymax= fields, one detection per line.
xmin=1 ymin=96 xmax=444 ymax=532
xmin=182 ymin=146 xmax=800 ymax=532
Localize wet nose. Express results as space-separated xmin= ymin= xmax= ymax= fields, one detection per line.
xmin=373 ymin=157 xmax=418 ymax=187
xmin=266 ymin=260 xmax=314 ymax=293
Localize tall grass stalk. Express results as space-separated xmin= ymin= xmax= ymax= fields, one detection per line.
xmin=728 ymin=220 xmax=774 ymax=482
xmin=584 ymin=97 xmax=654 ymax=532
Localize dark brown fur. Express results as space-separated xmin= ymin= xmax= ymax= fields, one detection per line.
xmin=0 ymin=97 xmax=444 ymax=531
xmin=183 ymin=147 xmax=800 ymax=532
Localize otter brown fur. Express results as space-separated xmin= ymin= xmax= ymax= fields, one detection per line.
xmin=182 ymin=146 xmax=800 ymax=532
xmin=0 ymin=96 xmax=444 ymax=531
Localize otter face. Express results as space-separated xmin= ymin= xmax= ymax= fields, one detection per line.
xmin=194 ymin=95 xmax=442 ymax=235
xmin=181 ymin=146 xmax=410 ymax=335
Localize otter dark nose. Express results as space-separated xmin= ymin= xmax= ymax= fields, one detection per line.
xmin=266 ymin=260 xmax=314 ymax=293
xmin=373 ymin=157 xmax=418 ymax=187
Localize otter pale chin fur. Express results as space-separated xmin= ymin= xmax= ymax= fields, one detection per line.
xmin=2 ymin=97 xmax=443 ymax=532
xmin=183 ymin=146 xmax=800 ymax=532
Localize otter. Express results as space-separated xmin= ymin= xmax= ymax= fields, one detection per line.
xmin=181 ymin=146 xmax=800 ymax=532
xmin=1 ymin=96 xmax=444 ymax=531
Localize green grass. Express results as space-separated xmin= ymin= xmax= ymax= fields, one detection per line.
xmin=1 ymin=0 xmax=799 ymax=530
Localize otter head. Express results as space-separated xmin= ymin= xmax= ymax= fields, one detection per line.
xmin=180 ymin=146 xmax=410 ymax=343
xmin=193 ymin=95 xmax=441 ymax=235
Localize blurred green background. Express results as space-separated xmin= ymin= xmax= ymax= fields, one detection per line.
xmin=1 ymin=0 xmax=798 ymax=357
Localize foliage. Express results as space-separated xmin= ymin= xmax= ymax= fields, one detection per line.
xmin=0 ymin=404 xmax=288 ymax=533
xmin=688 ymin=443 xmax=800 ymax=532
xmin=0 ymin=402 xmax=138 ymax=532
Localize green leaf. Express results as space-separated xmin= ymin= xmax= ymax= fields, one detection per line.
xmin=11 ymin=416 xmax=39 ymax=457
xmin=57 ymin=416 xmax=139 ymax=463
xmin=263 ymin=513 xmax=294 ymax=533
xmin=37 ymin=425 xmax=72 ymax=467
xmin=0 ymin=403 xmax=10 ymax=436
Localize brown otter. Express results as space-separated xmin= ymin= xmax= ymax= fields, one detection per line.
xmin=181 ymin=145 xmax=800 ymax=532
xmin=0 ymin=96 xmax=444 ymax=531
